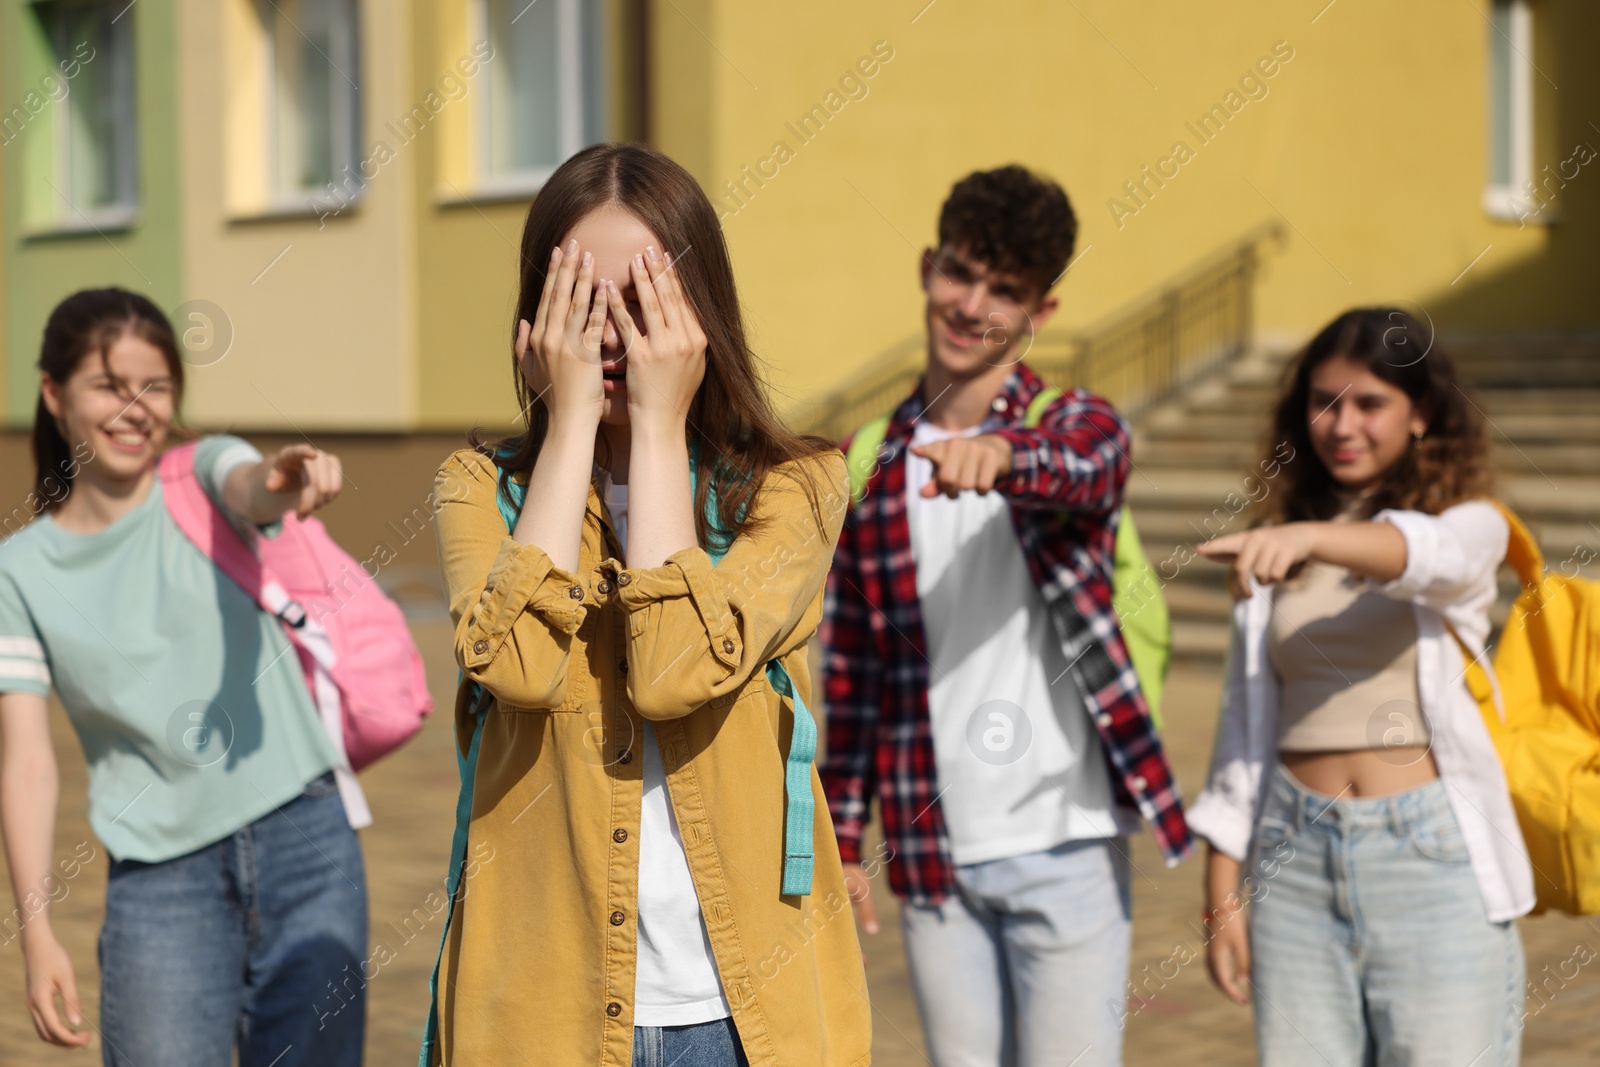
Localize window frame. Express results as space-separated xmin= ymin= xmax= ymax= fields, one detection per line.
xmin=471 ymin=0 xmax=604 ymax=198
xmin=1482 ymin=0 xmax=1535 ymax=222
xmin=38 ymin=0 xmax=139 ymax=232
xmin=259 ymin=0 xmax=364 ymax=213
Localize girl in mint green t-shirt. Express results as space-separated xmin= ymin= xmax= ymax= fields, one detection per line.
xmin=0 ymin=289 xmax=367 ymax=1066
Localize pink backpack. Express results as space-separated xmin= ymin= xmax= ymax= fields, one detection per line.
xmin=158 ymin=441 xmax=432 ymax=826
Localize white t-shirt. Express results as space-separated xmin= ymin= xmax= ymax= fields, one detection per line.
xmin=601 ymin=476 xmax=730 ymax=1026
xmin=905 ymin=421 xmax=1135 ymax=865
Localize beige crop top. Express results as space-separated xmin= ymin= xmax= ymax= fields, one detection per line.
xmin=1268 ymin=559 xmax=1429 ymax=752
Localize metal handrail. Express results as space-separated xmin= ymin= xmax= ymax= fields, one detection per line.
xmin=795 ymin=222 xmax=1284 ymax=440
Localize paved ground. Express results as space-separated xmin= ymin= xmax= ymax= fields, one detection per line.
xmin=2 ymin=622 xmax=1598 ymax=1065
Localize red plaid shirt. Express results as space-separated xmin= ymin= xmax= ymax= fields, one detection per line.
xmin=819 ymin=364 xmax=1192 ymax=904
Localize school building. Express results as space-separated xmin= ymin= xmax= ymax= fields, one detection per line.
xmin=1 ymin=0 xmax=1596 ymax=626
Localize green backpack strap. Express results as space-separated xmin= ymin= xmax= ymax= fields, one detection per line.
xmin=845 ymin=387 xmax=1172 ymax=728
xmin=1024 ymin=386 xmax=1063 ymax=427
xmin=1110 ymin=510 xmax=1171 ymax=729
xmin=850 ymin=387 xmax=1059 ymax=503
xmin=845 ymin=414 xmax=892 ymax=506
xmin=1025 ymin=386 xmax=1171 ymax=729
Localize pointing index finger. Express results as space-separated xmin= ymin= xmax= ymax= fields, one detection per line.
xmin=277 ymin=443 xmax=317 ymax=467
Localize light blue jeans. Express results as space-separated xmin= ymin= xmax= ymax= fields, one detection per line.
xmin=1249 ymin=765 xmax=1525 ymax=1067
xmin=899 ymin=837 xmax=1132 ymax=1067
xmin=632 ymin=1018 xmax=747 ymax=1066
xmin=98 ymin=772 xmax=367 ymax=1067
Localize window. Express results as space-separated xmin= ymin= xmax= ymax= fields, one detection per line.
xmin=1484 ymin=0 xmax=1533 ymax=220
xmin=261 ymin=0 xmax=361 ymax=206
xmin=476 ymin=0 xmax=605 ymax=193
xmin=39 ymin=0 xmax=137 ymax=228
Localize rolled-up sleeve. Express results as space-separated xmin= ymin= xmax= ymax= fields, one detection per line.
xmin=989 ymin=388 xmax=1130 ymax=513
xmin=1369 ymin=501 xmax=1508 ymax=619
xmin=433 ymin=451 xmax=586 ymax=710
xmin=610 ymin=452 xmax=848 ymax=720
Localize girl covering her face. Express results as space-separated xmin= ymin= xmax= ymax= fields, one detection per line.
xmin=423 ymin=143 xmax=870 ymax=1067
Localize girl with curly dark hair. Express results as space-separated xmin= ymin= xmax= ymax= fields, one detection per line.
xmin=1189 ymin=308 xmax=1531 ymax=1065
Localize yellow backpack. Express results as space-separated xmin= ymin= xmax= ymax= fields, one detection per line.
xmin=1457 ymin=503 xmax=1600 ymax=915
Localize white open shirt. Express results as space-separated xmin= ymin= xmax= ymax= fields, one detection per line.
xmin=1185 ymin=500 xmax=1536 ymax=922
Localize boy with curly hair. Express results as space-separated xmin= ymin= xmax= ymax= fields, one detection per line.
xmin=820 ymin=165 xmax=1190 ymax=1067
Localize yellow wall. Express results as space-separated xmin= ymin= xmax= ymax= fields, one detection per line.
xmin=411 ymin=0 xmax=648 ymax=431
xmin=176 ymin=0 xmax=417 ymax=431
xmin=408 ymin=0 xmax=528 ymax=431
xmin=668 ymin=0 xmax=1596 ymax=417
xmin=154 ymin=0 xmax=1598 ymax=433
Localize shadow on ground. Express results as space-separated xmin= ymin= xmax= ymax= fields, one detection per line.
xmin=2 ymin=631 xmax=1597 ymax=1065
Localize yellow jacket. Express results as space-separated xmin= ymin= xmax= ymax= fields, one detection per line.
xmin=427 ymin=446 xmax=871 ymax=1066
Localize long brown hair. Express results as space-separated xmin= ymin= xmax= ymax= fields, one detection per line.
xmin=1258 ymin=307 xmax=1491 ymax=524
xmin=34 ymin=288 xmax=184 ymax=510
xmin=473 ymin=143 xmax=834 ymax=545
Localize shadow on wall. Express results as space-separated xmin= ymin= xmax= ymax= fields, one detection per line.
xmin=1425 ymin=4 xmax=1599 ymax=332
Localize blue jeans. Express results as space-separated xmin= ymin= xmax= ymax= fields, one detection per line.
xmin=899 ymin=837 xmax=1133 ymax=1067
xmin=1250 ymin=765 xmax=1525 ymax=1067
xmin=98 ymin=772 xmax=367 ymax=1067
xmin=632 ymin=1018 xmax=748 ymax=1066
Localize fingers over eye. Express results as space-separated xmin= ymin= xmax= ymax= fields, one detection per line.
xmin=644 ymin=246 xmax=680 ymax=330
xmin=569 ymin=251 xmax=596 ymax=326
xmin=584 ymin=282 xmax=608 ymax=351
xmin=548 ymin=242 xmax=579 ymax=327
xmin=605 ymin=280 xmax=639 ymax=349
xmin=531 ymin=247 xmax=561 ymax=336
xmin=631 ymin=254 xmax=667 ymax=337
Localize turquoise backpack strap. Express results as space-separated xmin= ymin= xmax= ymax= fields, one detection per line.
xmin=418 ymin=685 xmax=491 ymax=1067
xmin=691 ymin=448 xmax=815 ymax=895
xmin=418 ymin=455 xmax=528 ymax=1065
xmin=763 ymin=661 xmax=817 ymax=895
xmin=845 ymin=414 xmax=892 ymax=506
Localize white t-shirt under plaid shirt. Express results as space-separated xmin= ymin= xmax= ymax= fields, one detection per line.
xmin=905 ymin=420 xmax=1137 ymax=864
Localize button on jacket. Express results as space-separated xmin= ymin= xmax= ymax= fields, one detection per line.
xmin=426 ymin=446 xmax=871 ymax=1067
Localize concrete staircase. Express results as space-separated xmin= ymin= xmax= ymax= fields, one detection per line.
xmin=1127 ymin=335 xmax=1600 ymax=663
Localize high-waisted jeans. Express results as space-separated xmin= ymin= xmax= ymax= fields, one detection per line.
xmin=632 ymin=1018 xmax=748 ymax=1066
xmin=1249 ymin=764 xmax=1524 ymax=1067
xmin=98 ymin=772 xmax=367 ymax=1067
